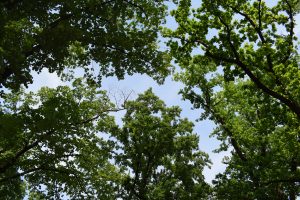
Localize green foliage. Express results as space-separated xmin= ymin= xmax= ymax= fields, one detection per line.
xmin=166 ymin=0 xmax=300 ymax=117
xmin=208 ymin=80 xmax=300 ymax=199
xmin=0 ymin=0 xmax=171 ymax=90
xmin=0 ymin=85 xmax=210 ymax=199
xmin=166 ymin=0 xmax=300 ymax=199
xmin=0 ymin=167 xmax=26 ymax=199
xmin=0 ymin=79 xmax=119 ymax=199
xmin=3 ymin=0 xmax=300 ymax=199
xmin=109 ymin=89 xmax=211 ymax=199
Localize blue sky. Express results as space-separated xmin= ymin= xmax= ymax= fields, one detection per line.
xmin=27 ymin=0 xmax=300 ymax=184
xmin=28 ymin=69 xmax=227 ymax=183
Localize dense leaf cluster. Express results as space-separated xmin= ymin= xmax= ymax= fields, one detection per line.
xmin=165 ymin=0 xmax=300 ymax=199
xmin=0 ymin=0 xmax=170 ymax=90
xmin=1 ymin=0 xmax=300 ymax=199
xmin=0 ymin=83 xmax=210 ymax=199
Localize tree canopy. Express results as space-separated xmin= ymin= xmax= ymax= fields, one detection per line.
xmin=0 ymin=0 xmax=170 ymax=90
xmin=110 ymin=89 xmax=211 ymax=199
xmin=0 ymin=85 xmax=210 ymax=199
xmin=166 ymin=0 xmax=300 ymax=117
xmin=165 ymin=0 xmax=300 ymax=199
xmin=1 ymin=0 xmax=300 ymax=199
xmin=0 ymin=79 xmax=118 ymax=198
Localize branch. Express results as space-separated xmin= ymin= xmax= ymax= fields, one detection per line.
xmin=70 ymin=107 xmax=125 ymax=127
xmin=214 ymin=112 xmax=247 ymax=162
xmin=0 ymin=166 xmax=43 ymax=183
xmin=0 ymin=129 xmax=55 ymax=174
xmin=207 ymin=48 xmax=300 ymax=118
xmin=200 ymin=89 xmax=247 ymax=162
xmin=0 ymin=153 xmax=81 ymax=183
xmin=258 ymin=0 xmax=262 ymax=31
xmin=228 ymin=4 xmax=277 ymax=75
xmin=201 ymin=97 xmax=264 ymax=186
xmin=281 ymin=0 xmax=295 ymax=64
xmin=0 ymin=105 xmax=124 ymax=175
xmin=227 ymin=2 xmax=294 ymax=98
xmin=209 ymin=13 xmax=300 ymax=119
xmin=228 ymin=4 xmax=265 ymax=43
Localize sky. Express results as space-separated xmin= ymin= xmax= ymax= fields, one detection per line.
xmin=26 ymin=0 xmax=300 ymax=184
xmin=28 ymin=69 xmax=227 ymax=183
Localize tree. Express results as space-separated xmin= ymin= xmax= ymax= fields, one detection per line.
xmin=199 ymin=79 xmax=299 ymax=199
xmin=165 ymin=0 xmax=300 ymax=199
xmin=0 ymin=0 xmax=170 ymax=91
xmin=107 ymin=89 xmax=211 ymax=199
xmin=0 ymin=79 xmax=122 ymax=199
xmin=166 ymin=0 xmax=300 ymax=118
xmin=0 ymin=84 xmax=212 ymax=199
xmin=0 ymin=0 xmax=174 ymax=198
